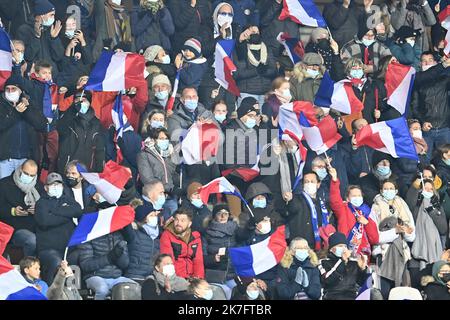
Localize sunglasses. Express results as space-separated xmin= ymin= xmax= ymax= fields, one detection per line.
xmin=218 ymin=12 xmax=234 ymax=17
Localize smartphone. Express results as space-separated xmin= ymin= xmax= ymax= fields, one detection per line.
xmin=22 ymin=204 xmax=31 ymax=210
xmin=218 ymin=247 xmax=226 ymax=256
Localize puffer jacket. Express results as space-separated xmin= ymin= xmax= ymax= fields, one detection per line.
xmin=411 ymin=64 xmax=450 ymax=129
xmin=78 ymin=232 xmax=130 ymax=281
xmin=125 ymin=224 xmax=160 ymax=281
xmin=136 ymin=141 xmax=178 ymax=193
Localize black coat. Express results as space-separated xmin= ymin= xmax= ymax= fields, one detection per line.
xmin=423 ymin=282 xmax=450 ymax=300
xmin=204 ymin=220 xmax=237 ymax=273
xmin=0 ymin=94 xmax=47 ymax=161
xmin=320 ymin=253 xmax=368 ymax=300
xmin=56 ymin=106 xmax=105 ymax=174
xmin=34 ymin=193 xmax=83 ymax=254
xmin=0 ymin=175 xmax=43 ymax=232
xmin=64 ymin=182 xmax=97 ymax=213
xmin=180 ymin=200 xmax=212 ymax=235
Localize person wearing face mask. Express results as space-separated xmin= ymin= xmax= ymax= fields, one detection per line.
xmin=408 ymin=179 xmax=448 ymax=289
xmin=144 ymin=75 xmax=172 ymax=115
xmin=63 ymin=160 xmax=97 ymax=214
xmin=389 ymin=26 xmax=422 ymax=70
xmin=311 ymin=156 xmax=332 ymax=201
xmin=56 ymin=90 xmax=106 ymax=174
xmin=142 ymin=253 xmax=189 ymax=300
xmin=422 ymin=260 xmax=450 ymax=300
xmin=432 ymin=144 xmax=450 ymax=187
xmin=174 ymin=38 xmax=207 ymax=92
xmin=187 ymin=278 xmax=215 ymax=300
xmin=130 ymin=0 xmax=175 ymax=53
xmin=369 ymin=179 xmax=416 ymax=299
xmin=328 ymin=166 xmax=379 ymax=259
xmin=34 ymin=172 xmax=82 ymax=284
xmin=234 ymin=26 xmax=277 ymax=107
xmin=143 ymin=46 xmax=177 ymax=89
xmin=125 ymin=197 xmax=162 ymax=282
xmin=275 ymin=238 xmax=322 ymax=300
xmin=359 ymin=151 xmax=398 ymax=205
xmin=180 ymin=181 xmax=212 ymax=235
xmin=0 ymin=76 xmax=47 ymax=179
xmin=341 ymin=20 xmax=391 ymax=77
xmin=141 ymin=109 xmax=167 ymax=139
xmin=305 ymin=28 xmax=340 ymax=72
xmin=231 ymin=278 xmax=266 ymax=300
xmin=16 ymin=0 xmax=65 ymax=77
xmin=261 ymin=77 xmax=292 ymax=128
xmin=283 ymin=172 xmax=334 ymax=249
xmin=0 ymin=159 xmax=42 ymax=257
xmin=318 ymin=232 xmax=369 ymax=300
xmin=137 ymin=129 xmax=180 ymax=221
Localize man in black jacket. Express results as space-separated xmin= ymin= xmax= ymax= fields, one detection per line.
xmin=34 ymin=172 xmax=82 ymax=284
xmin=411 ymin=52 xmax=450 ymax=162
xmin=56 ymin=90 xmax=105 ymax=174
xmin=318 ymin=232 xmax=369 ymax=300
xmin=0 ymin=75 xmax=47 ymax=179
xmin=63 ymin=160 xmax=97 ymax=213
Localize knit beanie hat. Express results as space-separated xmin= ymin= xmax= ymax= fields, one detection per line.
xmin=34 ymin=0 xmax=55 ymax=16
xmin=144 ymin=45 xmax=163 ymax=62
xmin=4 ymin=75 xmax=23 ymax=89
xmin=372 ymin=151 xmax=391 ymax=168
xmin=151 ymin=74 xmax=171 ymax=88
xmin=183 ymin=38 xmax=202 ymax=59
xmin=212 ymin=203 xmax=230 ymax=217
xmin=310 ymin=27 xmax=329 ymax=43
xmin=302 ymin=53 xmax=323 ymax=66
xmin=237 ymin=97 xmax=258 ymax=119
xmin=187 ymin=181 xmax=202 ymax=199
xmin=328 ymin=232 xmax=347 ymax=249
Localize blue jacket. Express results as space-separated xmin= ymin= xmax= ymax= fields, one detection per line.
xmin=389 ymin=42 xmax=421 ymax=71
xmin=178 ymin=61 xmax=208 ymax=92
xmin=131 ymin=6 xmax=175 ymax=52
xmin=275 ymin=257 xmax=321 ymax=300
xmin=125 ymin=225 xmax=160 ymax=280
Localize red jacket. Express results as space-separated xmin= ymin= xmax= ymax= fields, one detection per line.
xmin=160 ymin=227 xmax=205 ymax=279
xmin=329 ymin=179 xmax=379 ymax=255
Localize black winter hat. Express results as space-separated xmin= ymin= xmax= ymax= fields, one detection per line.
xmin=371 ymin=151 xmax=392 ymax=168
xmin=237 ymin=97 xmax=258 ymax=119
xmin=34 ymin=0 xmax=55 ymax=16
xmin=357 ymin=16 xmax=373 ymax=40
xmin=212 ymin=203 xmax=230 ymax=217
xmin=4 ymin=75 xmax=23 ymax=89
xmin=328 ymin=232 xmax=347 ymax=249
xmin=394 ymin=26 xmax=421 ymax=42
xmin=74 ymin=90 xmax=92 ymax=103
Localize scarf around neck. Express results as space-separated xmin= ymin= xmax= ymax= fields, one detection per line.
xmin=347 ymin=203 xmax=372 ymax=255
xmin=30 ymin=73 xmax=58 ymax=123
xmin=13 ymin=167 xmax=40 ymax=207
xmin=104 ymin=0 xmax=131 ymax=45
xmin=301 ymin=191 xmax=329 ymax=250
xmin=247 ymin=43 xmax=268 ymax=67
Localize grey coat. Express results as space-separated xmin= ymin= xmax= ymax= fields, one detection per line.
xmin=46 ymin=268 xmax=82 ymax=300
xmin=167 ymin=100 xmax=207 ymax=142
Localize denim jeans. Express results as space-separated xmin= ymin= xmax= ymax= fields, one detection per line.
xmin=85 ymin=276 xmax=136 ymax=300
xmin=162 ymin=197 xmax=178 ymax=221
xmin=423 ymin=127 xmax=450 ymax=162
xmin=10 ymin=229 xmax=36 ymax=257
xmin=0 ymin=158 xmax=26 ymax=179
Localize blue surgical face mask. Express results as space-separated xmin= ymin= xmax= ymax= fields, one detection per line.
xmin=161 ymin=55 xmax=171 ymax=64
xmin=48 ymin=184 xmax=63 ymax=198
xmin=42 ymin=17 xmax=55 ymax=27
xmin=20 ymin=172 xmax=34 ymax=184
xmin=153 ymin=194 xmax=166 ymax=210
xmin=246 ymin=290 xmax=259 ymax=300
xmin=150 ymin=120 xmax=164 ymax=129
xmin=334 ymin=246 xmax=345 ymax=258
xmin=65 ymin=30 xmax=75 ymax=38
xmin=184 ymin=99 xmax=198 ymax=112
xmin=382 ymin=190 xmax=396 ymax=201
xmin=306 ymin=68 xmax=320 ymax=78
xmin=253 ymin=198 xmax=267 ymax=209
xmin=295 ymin=249 xmax=309 ymax=262
xmin=146 ymin=216 xmax=158 ymax=227
xmin=444 ymin=159 xmax=450 ymax=166
xmin=245 ymin=118 xmax=257 ymax=129
xmin=350 ymin=196 xmax=364 ymax=208
xmin=155 ymin=90 xmax=169 ymax=100
xmin=157 ymin=139 xmax=169 ymax=151
xmin=203 ymin=289 xmax=213 ymax=300
xmin=214 ymin=113 xmax=226 ymax=123
xmin=79 ymin=102 xmax=90 ymax=114
xmin=350 ymin=69 xmax=364 ymax=79
xmin=315 ymin=168 xmax=327 ymax=181
xmin=16 ymin=52 xmax=24 ymax=64
xmin=422 ymin=190 xmax=434 ymax=199
xmin=362 ymin=38 xmax=375 ymax=47
xmin=191 ymin=198 xmax=203 ymax=208
xmin=376 ymin=166 xmax=391 ymax=177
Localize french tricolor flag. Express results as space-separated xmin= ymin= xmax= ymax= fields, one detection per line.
xmin=166 ymin=70 xmax=179 ymax=112
xmin=67 ymin=205 xmax=135 ymax=247
xmin=229 ymin=225 xmax=287 ymax=277
xmin=0 ymin=27 xmax=12 ymax=91
xmin=181 ymin=122 xmax=220 ymax=165
xmin=198 ymin=177 xmax=246 ymax=205
xmin=214 ymin=39 xmax=240 ymax=97
xmin=279 ymin=0 xmax=327 ymax=27
xmin=385 ymin=62 xmax=415 ymax=115
xmin=85 ymin=50 xmax=145 ymax=91
xmin=355 ymin=117 xmax=418 ymax=161
xmin=78 ymin=160 xmax=132 ymax=204
xmin=314 ymin=71 xmax=364 ymax=115
xmin=302 ymin=115 xmax=342 ymax=154
xmin=277 ymin=32 xmax=305 ymax=64
xmin=0 ymin=222 xmax=46 ymax=300
xmin=437 ymin=0 xmax=450 ymax=54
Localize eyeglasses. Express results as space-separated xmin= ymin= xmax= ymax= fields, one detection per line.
xmin=218 ymin=12 xmax=234 ymax=17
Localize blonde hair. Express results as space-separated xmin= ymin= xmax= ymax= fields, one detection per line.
xmin=280 ymin=237 xmax=319 ymax=268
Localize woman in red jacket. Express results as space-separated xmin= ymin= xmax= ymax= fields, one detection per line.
xmin=328 ymin=166 xmax=379 ymax=259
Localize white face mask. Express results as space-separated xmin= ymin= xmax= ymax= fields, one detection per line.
xmin=111 ymin=0 xmax=122 ymax=5
xmin=412 ymin=129 xmax=422 ymax=139
xmin=282 ymin=89 xmax=292 ymax=102
xmin=406 ymin=39 xmax=415 ymax=47
xmin=422 ymin=63 xmax=436 ymax=72
xmin=147 ymin=216 xmax=158 ymax=227
xmin=362 ymin=38 xmax=375 ymax=47
xmin=5 ymin=91 xmax=20 ymax=103
xmin=217 ymin=14 xmax=233 ymax=27
xmin=162 ymin=264 xmax=176 ymax=277
xmin=304 ymin=183 xmax=318 ymax=196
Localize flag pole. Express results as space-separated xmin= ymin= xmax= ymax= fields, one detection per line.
xmin=324 ymin=150 xmax=331 ymax=166
xmin=63 ymin=247 xmax=69 ymax=261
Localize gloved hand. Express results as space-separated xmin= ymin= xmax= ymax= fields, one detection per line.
xmin=103 ymin=38 xmax=113 ymax=49
xmin=295 ymin=267 xmax=309 ymax=288
xmin=247 ymin=215 xmax=257 ymax=230
xmin=107 ymin=241 xmax=126 ymax=264
xmin=256 ymin=63 xmax=268 ymax=75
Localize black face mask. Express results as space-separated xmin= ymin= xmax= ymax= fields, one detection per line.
xmin=317 ymin=38 xmax=330 ymax=50
xmin=441 ymin=273 xmax=450 ymax=283
xmin=65 ymin=177 xmax=79 ymax=188
xmin=248 ymin=33 xmax=261 ymax=45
